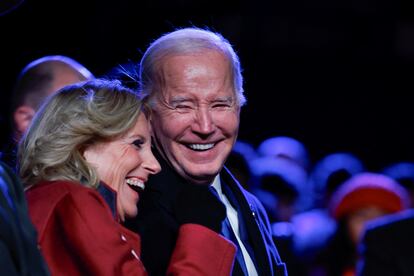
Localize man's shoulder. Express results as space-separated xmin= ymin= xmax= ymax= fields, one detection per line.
xmin=0 ymin=160 xmax=27 ymax=210
xmin=365 ymin=210 xmax=414 ymax=239
xmin=361 ymin=210 xmax=414 ymax=274
xmin=368 ymin=210 xmax=414 ymax=232
xmin=0 ymin=161 xmax=18 ymax=188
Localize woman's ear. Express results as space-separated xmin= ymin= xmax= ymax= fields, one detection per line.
xmin=13 ymin=105 xmax=35 ymax=136
xmin=83 ymin=145 xmax=96 ymax=163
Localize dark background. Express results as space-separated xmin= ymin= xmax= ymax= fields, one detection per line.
xmin=1 ymin=0 xmax=414 ymax=171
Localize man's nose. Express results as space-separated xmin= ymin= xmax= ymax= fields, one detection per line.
xmin=193 ymin=107 xmax=215 ymax=135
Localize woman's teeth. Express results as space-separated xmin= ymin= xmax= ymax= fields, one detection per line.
xmin=126 ymin=178 xmax=145 ymax=191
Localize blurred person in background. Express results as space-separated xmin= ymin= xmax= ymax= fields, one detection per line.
xmin=315 ymin=172 xmax=409 ymax=276
xmin=1 ymin=55 xmax=94 ymax=167
xmin=358 ymin=206 xmax=414 ymax=276
xmin=0 ymin=160 xmax=49 ymax=275
xmin=256 ymin=136 xmax=311 ymax=209
xmin=0 ymin=0 xmax=24 ymax=15
xmin=0 ymin=2 xmax=49 ymax=275
xmin=257 ymin=136 xmax=310 ymax=172
xmin=225 ymin=140 xmax=257 ymax=190
xmin=250 ymin=156 xmax=308 ymax=275
xmin=382 ymin=161 xmax=414 ymax=208
xmin=357 ymin=161 xmax=414 ymax=276
xmin=293 ymin=152 xmax=365 ymax=257
xmin=250 ymin=156 xmax=307 ymax=223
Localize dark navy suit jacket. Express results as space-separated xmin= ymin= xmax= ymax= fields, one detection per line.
xmin=126 ymin=150 xmax=287 ymax=276
xmin=0 ymin=161 xmax=49 ymax=275
xmin=359 ymin=210 xmax=414 ymax=276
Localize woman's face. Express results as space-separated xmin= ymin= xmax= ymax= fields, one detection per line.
xmin=83 ymin=114 xmax=161 ymax=221
xmin=347 ymin=206 xmax=388 ymax=245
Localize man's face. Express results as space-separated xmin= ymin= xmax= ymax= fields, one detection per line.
xmin=151 ymin=50 xmax=240 ymax=185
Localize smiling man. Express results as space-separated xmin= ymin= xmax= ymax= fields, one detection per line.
xmin=126 ymin=28 xmax=287 ymax=276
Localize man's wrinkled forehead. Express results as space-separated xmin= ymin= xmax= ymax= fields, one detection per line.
xmin=151 ymin=53 xmax=237 ymax=100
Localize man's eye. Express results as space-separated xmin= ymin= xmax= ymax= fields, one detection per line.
xmin=214 ymin=103 xmax=229 ymax=107
xmin=173 ymin=104 xmax=195 ymax=113
xmin=175 ymin=105 xmax=192 ymax=109
xmin=212 ymin=103 xmax=231 ymax=109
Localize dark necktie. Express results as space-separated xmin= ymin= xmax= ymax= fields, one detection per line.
xmin=210 ymin=186 xmax=249 ymax=275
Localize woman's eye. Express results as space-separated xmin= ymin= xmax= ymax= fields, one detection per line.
xmin=132 ymin=139 xmax=144 ymax=149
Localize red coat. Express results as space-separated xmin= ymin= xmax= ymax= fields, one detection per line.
xmin=26 ymin=180 xmax=235 ymax=276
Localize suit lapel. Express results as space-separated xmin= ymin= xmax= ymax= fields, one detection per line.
xmin=221 ymin=167 xmax=272 ymax=276
xmin=145 ymin=148 xmax=275 ymax=275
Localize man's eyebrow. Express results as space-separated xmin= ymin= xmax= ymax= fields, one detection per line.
xmin=169 ymin=96 xmax=193 ymax=104
xmin=213 ymin=96 xmax=234 ymax=103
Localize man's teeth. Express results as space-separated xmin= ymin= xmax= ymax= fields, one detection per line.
xmin=126 ymin=179 xmax=145 ymax=190
xmin=188 ymin=143 xmax=214 ymax=151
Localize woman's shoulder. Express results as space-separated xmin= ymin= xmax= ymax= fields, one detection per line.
xmin=26 ymin=180 xmax=97 ymax=199
xmin=26 ymin=180 xmax=107 ymax=215
xmin=26 ymin=180 xmax=111 ymax=239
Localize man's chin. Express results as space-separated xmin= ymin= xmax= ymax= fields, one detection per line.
xmin=170 ymin=158 xmax=223 ymax=184
xmin=182 ymin=170 xmax=220 ymax=185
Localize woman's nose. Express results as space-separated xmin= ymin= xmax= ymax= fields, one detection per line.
xmin=144 ymin=153 xmax=161 ymax=175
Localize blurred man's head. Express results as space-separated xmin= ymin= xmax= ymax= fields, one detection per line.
xmin=12 ymin=55 xmax=94 ymax=140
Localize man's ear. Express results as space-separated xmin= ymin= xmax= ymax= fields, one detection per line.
xmin=13 ymin=105 xmax=35 ymax=134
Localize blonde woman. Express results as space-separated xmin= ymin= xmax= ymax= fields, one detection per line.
xmin=19 ymin=79 xmax=235 ymax=276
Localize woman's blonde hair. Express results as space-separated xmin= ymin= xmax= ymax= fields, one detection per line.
xmin=18 ymin=79 xmax=142 ymax=188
